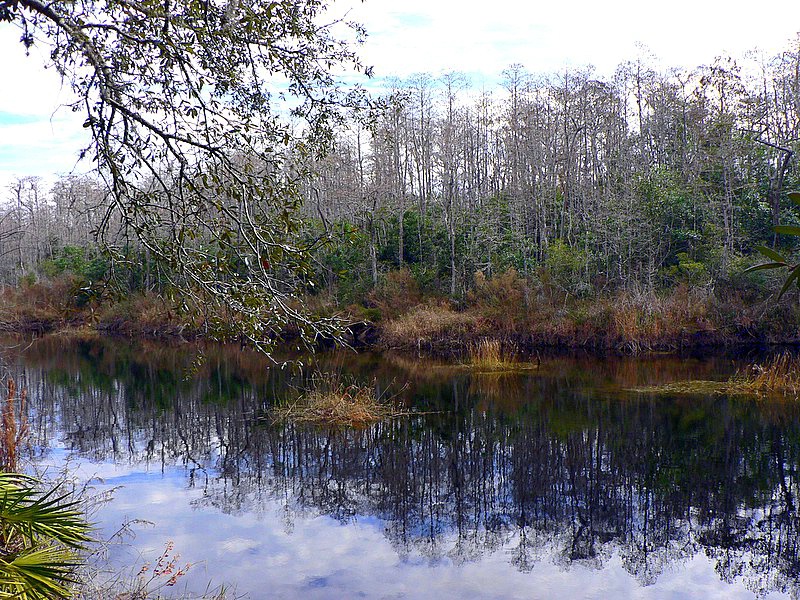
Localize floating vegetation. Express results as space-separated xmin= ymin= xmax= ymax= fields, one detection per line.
xmin=727 ymin=352 xmax=800 ymax=395
xmin=631 ymin=352 xmax=800 ymax=397
xmin=631 ymin=380 xmax=733 ymax=396
xmin=270 ymin=373 xmax=414 ymax=426
xmin=467 ymin=339 xmax=541 ymax=373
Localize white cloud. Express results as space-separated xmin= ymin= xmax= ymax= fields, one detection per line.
xmin=1 ymin=1 xmax=798 ymax=197
xmin=340 ymin=0 xmax=800 ymax=79
xmin=0 ymin=31 xmax=90 ymax=199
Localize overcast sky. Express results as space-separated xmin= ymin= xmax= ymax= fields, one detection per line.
xmin=1 ymin=0 xmax=799 ymax=195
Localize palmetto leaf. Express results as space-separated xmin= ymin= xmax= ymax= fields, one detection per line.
xmin=0 ymin=473 xmax=92 ymax=599
xmin=0 ymin=545 xmax=81 ymax=600
xmin=743 ymin=262 xmax=787 ymax=273
xmin=754 ymin=245 xmax=787 ymax=263
xmin=774 ymin=225 xmax=800 ymax=236
xmin=0 ymin=475 xmax=91 ymax=549
xmin=778 ymin=266 xmax=800 ymax=300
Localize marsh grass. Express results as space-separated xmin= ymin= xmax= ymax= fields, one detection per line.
xmin=631 ymin=353 xmax=800 ymax=397
xmin=1 ymin=378 xmax=28 ymax=473
xmin=469 ymin=339 xmax=518 ymax=369
xmin=271 ymin=373 xmax=413 ymax=426
xmin=731 ymin=352 xmax=800 ymax=395
xmin=467 ymin=339 xmax=543 ymax=373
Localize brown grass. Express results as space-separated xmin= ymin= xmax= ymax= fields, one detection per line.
xmin=1 ymin=379 xmax=29 ymax=472
xmin=732 ymin=352 xmax=800 ymax=395
xmin=271 ymin=374 xmax=413 ymax=426
xmin=469 ymin=339 xmax=520 ymax=369
xmin=380 ymin=302 xmax=481 ymax=349
xmin=631 ymin=353 xmax=800 ymax=397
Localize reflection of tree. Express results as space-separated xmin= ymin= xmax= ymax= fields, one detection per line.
xmin=7 ymin=337 xmax=800 ymax=596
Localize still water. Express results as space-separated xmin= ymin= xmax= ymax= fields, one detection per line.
xmin=1 ymin=336 xmax=798 ymax=599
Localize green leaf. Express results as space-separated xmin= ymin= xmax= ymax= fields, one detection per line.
xmin=778 ymin=266 xmax=800 ymax=300
xmin=744 ymin=262 xmax=787 ymax=273
xmin=774 ymin=225 xmax=800 ymax=236
xmin=755 ymin=245 xmax=787 ymax=263
xmin=788 ymin=191 xmax=800 ymax=206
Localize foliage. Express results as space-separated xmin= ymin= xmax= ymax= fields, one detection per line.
xmin=39 ymin=247 xmax=107 ymax=283
xmin=0 ymin=472 xmax=92 ymax=600
xmin=467 ymin=269 xmax=528 ymax=330
xmin=0 ymin=379 xmax=91 ymax=599
xmin=543 ymin=240 xmax=590 ymax=297
xmin=745 ymin=192 xmax=800 ymax=299
xmin=661 ymin=252 xmax=711 ymax=286
xmin=368 ymin=268 xmax=423 ymax=319
xmin=2 ymin=0 xmax=370 ymax=354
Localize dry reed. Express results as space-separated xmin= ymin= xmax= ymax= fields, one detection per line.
xmin=1 ymin=379 xmax=29 ymax=472
xmin=733 ymin=352 xmax=800 ymax=395
xmin=271 ymin=374 xmax=412 ymax=426
xmin=469 ymin=339 xmax=519 ymax=369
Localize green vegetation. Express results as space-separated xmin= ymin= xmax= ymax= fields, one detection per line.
xmin=0 ymin=380 xmax=92 ymax=600
xmin=2 ymin=39 xmax=800 ymax=356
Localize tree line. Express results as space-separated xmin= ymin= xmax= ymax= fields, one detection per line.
xmin=2 ymin=41 xmax=800 ymax=308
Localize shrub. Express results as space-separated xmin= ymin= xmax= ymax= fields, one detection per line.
xmin=467 ymin=268 xmax=528 ymax=330
xmin=543 ymin=240 xmax=591 ymax=297
xmin=368 ymin=268 xmax=423 ymax=318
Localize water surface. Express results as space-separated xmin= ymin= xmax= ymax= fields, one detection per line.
xmin=1 ymin=336 xmax=797 ymax=599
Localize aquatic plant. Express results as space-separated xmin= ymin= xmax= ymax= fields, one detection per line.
xmin=271 ymin=373 xmax=411 ymax=426
xmin=732 ymin=352 xmax=800 ymax=395
xmin=632 ymin=353 xmax=800 ymax=397
xmin=469 ymin=339 xmax=520 ymax=369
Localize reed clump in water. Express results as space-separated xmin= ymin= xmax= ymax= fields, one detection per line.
xmin=272 ymin=374 xmax=411 ymax=426
xmin=632 ymin=353 xmax=800 ymax=397
xmin=732 ymin=352 xmax=800 ymax=395
xmin=469 ymin=339 xmax=520 ymax=369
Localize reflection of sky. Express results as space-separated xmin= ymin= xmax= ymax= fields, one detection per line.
xmin=38 ymin=452 xmax=787 ymax=600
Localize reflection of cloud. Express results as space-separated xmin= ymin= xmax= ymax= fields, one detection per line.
xmin=81 ymin=462 xmax=771 ymax=600
xmin=220 ymin=537 xmax=261 ymax=554
xmin=18 ymin=339 xmax=800 ymax=599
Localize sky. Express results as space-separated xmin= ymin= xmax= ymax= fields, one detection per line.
xmin=1 ymin=0 xmax=799 ymax=197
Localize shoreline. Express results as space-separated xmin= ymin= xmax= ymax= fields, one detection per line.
xmin=3 ymin=312 xmax=799 ymax=361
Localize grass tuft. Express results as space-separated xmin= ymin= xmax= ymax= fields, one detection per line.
xmin=469 ymin=339 xmax=519 ymax=369
xmin=271 ymin=373 xmax=412 ymax=426
xmin=732 ymin=352 xmax=800 ymax=395
xmin=631 ymin=353 xmax=800 ymax=397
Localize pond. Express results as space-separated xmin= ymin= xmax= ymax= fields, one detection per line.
xmin=1 ymin=336 xmax=798 ymax=599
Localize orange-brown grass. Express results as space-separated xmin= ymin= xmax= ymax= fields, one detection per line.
xmin=0 ymin=276 xmax=83 ymax=331
xmin=733 ymin=352 xmax=800 ymax=395
xmin=380 ymin=302 xmax=482 ymax=349
xmin=1 ymin=379 xmax=29 ymax=472
xmin=368 ymin=268 xmax=424 ymax=319
xmin=271 ymin=373 xmax=412 ymax=426
xmin=469 ymin=339 xmax=519 ymax=369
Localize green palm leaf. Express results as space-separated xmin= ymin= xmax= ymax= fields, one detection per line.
xmin=0 ymin=473 xmax=92 ymax=599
